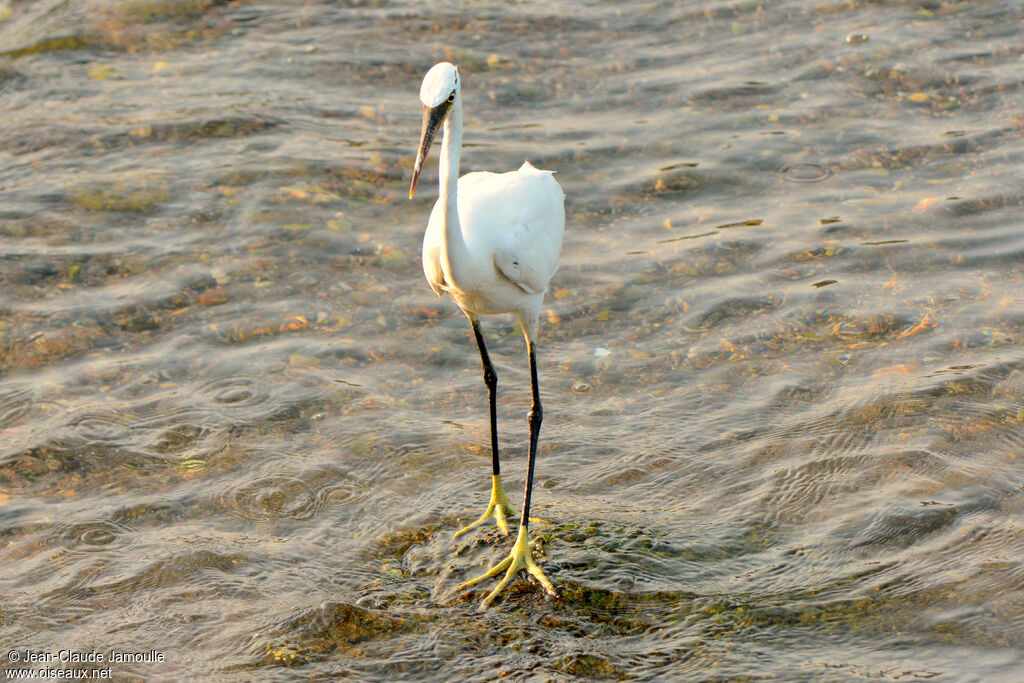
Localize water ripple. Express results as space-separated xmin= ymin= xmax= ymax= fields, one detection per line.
xmin=46 ymin=518 xmax=140 ymax=556
xmin=0 ymin=385 xmax=65 ymax=434
xmin=219 ymin=477 xmax=312 ymax=522
xmin=781 ymin=163 xmax=833 ymax=183
xmin=200 ymin=375 xmax=272 ymax=408
xmin=65 ymin=410 xmax=133 ymax=444
xmin=221 ymin=467 xmax=369 ymax=523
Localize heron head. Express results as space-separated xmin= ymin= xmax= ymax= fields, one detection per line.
xmin=410 ymin=62 xmax=459 ymax=199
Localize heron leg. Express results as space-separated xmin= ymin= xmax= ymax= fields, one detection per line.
xmin=457 ymin=341 xmax=557 ymax=607
xmin=452 ymin=316 xmax=517 ymax=538
xmin=521 ymin=341 xmax=542 ymax=525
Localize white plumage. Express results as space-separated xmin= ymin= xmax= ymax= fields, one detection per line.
xmin=421 ymin=161 xmax=564 ymax=320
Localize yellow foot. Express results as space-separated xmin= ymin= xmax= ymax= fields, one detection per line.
xmin=457 ymin=524 xmax=558 ymax=609
xmin=453 ymin=474 xmax=517 ymax=538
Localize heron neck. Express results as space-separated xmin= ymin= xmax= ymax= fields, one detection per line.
xmin=438 ymin=93 xmax=472 ymax=289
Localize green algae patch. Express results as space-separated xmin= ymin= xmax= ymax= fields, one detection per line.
xmin=70 ymin=176 xmax=168 ymax=213
xmin=252 ymin=602 xmax=420 ymax=669
xmin=2 ymin=35 xmax=88 ymax=59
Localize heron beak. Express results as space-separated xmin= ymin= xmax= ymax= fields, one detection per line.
xmin=409 ymin=100 xmax=453 ymax=199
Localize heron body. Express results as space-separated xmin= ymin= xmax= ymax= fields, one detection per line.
xmin=409 ymin=61 xmax=564 ymax=608
xmin=421 ymin=163 xmax=564 ymax=322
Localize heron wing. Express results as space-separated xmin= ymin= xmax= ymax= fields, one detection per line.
xmin=494 ymin=223 xmax=555 ymax=295
xmin=477 ymin=163 xmax=565 ymax=295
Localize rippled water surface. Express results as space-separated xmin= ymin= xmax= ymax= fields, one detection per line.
xmin=2 ymin=0 xmax=1024 ymax=679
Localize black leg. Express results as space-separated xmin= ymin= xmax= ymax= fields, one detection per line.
xmin=471 ymin=317 xmax=500 ymax=477
xmin=520 ymin=342 xmax=542 ymax=529
xmin=453 ymin=316 xmax=516 ymax=539
xmin=455 ymin=339 xmax=557 ymax=605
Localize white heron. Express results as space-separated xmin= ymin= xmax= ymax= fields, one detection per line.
xmin=408 ymin=62 xmax=565 ymax=608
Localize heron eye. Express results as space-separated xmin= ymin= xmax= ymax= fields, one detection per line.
xmin=447 ymin=91 xmax=456 ymax=103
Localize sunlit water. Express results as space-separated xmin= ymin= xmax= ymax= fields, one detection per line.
xmin=1 ymin=0 xmax=1023 ymax=679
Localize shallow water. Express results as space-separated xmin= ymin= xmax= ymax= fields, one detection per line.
xmin=1 ymin=0 xmax=1023 ymax=679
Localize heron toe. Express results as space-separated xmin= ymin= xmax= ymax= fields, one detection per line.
xmin=453 ymin=474 xmax=517 ymax=538
xmin=457 ymin=524 xmax=557 ymax=609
